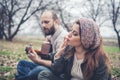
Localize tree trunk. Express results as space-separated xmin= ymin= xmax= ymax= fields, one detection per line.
xmin=6 ymin=36 xmax=13 ymax=41
xmin=0 ymin=27 xmax=4 ymax=39
xmin=0 ymin=31 xmax=3 ymax=39
xmin=117 ymin=34 xmax=120 ymax=49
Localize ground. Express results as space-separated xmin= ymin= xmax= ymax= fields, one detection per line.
xmin=0 ymin=37 xmax=120 ymax=80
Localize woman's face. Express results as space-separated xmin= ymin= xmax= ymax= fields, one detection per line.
xmin=66 ymin=23 xmax=81 ymax=47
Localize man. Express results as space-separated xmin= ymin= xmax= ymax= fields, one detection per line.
xmin=15 ymin=10 xmax=68 ymax=80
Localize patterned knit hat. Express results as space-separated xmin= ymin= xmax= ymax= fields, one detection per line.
xmin=78 ymin=18 xmax=101 ymax=50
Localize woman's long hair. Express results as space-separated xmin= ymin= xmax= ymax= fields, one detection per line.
xmin=65 ymin=19 xmax=111 ymax=80
xmin=75 ymin=19 xmax=111 ymax=80
xmin=83 ymin=40 xmax=111 ymax=80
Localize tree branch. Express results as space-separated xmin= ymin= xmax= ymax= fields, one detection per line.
xmin=23 ymin=0 xmax=53 ymax=22
xmin=12 ymin=6 xmax=26 ymax=16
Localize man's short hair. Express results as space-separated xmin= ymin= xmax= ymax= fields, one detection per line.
xmin=51 ymin=11 xmax=58 ymax=20
xmin=42 ymin=10 xmax=58 ymax=20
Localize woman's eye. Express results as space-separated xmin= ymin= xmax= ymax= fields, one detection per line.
xmin=73 ymin=32 xmax=78 ymax=36
xmin=73 ymin=34 xmax=78 ymax=36
xmin=69 ymin=30 xmax=78 ymax=36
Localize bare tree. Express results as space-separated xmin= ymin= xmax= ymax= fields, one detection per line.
xmin=0 ymin=0 xmax=57 ymax=41
xmin=108 ymin=0 xmax=120 ymax=49
xmin=46 ymin=0 xmax=72 ymax=31
xmin=34 ymin=0 xmax=72 ymax=32
xmin=0 ymin=5 xmax=5 ymax=39
xmin=81 ymin=0 xmax=108 ymax=27
xmin=53 ymin=1 xmax=72 ymax=31
xmin=34 ymin=13 xmax=45 ymax=36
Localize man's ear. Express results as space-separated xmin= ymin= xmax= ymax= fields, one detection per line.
xmin=54 ymin=19 xmax=59 ymax=24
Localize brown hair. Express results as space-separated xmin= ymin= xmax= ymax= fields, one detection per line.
xmin=75 ymin=19 xmax=111 ymax=80
xmin=83 ymin=41 xmax=111 ymax=80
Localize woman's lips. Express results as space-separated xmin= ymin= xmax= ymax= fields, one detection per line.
xmin=67 ymin=39 xmax=70 ymax=41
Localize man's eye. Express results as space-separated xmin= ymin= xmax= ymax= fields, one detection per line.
xmin=42 ymin=21 xmax=49 ymax=24
xmin=44 ymin=21 xmax=49 ymax=24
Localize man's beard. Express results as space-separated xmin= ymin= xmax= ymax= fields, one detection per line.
xmin=43 ymin=25 xmax=55 ymax=36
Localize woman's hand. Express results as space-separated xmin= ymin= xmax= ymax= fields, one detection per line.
xmin=54 ymin=36 xmax=69 ymax=59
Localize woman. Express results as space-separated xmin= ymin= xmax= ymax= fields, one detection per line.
xmin=37 ymin=18 xmax=112 ymax=80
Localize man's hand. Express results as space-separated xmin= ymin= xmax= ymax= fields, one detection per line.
xmin=27 ymin=47 xmax=41 ymax=63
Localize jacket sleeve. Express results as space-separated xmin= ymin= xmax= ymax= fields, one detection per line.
xmin=92 ymin=56 xmax=112 ymax=80
xmin=50 ymin=56 xmax=67 ymax=76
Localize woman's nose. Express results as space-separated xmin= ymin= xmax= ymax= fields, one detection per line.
xmin=68 ymin=32 xmax=72 ymax=38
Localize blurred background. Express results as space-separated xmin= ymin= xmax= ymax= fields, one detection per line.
xmin=0 ymin=0 xmax=120 ymax=80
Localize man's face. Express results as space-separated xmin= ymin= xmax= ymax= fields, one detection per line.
xmin=41 ymin=12 xmax=55 ymax=36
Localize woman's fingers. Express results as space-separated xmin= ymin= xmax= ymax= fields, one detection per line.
xmin=62 ymin=36 xmax=69 ymax=47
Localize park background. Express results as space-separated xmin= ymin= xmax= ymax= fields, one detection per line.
xmin=0 ymin=0 xmax=120 ymax=80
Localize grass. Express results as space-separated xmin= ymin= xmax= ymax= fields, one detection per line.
xmin=0 ymin=66 xmax=14 ymax=80
xmin=0 ymin=51 xmax=11 ymax=56
xmin=112 ymin=67 xmax=120 ymax=77
xmin=103 ymin=46 xmax=120 ymax=69
xmin=0 ymin=37 xmax=43 ymax=80
xmin=0 ymin=66 xmax=13 ymax=73
xmin=104 ymin=46 xmax=120 ymax=77
xmin=0 ymin=37 xmax=120 ymax=79
xmin=104 ymin=46 xmax=120 ymax=53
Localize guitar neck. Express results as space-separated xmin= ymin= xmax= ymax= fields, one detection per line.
xmin=34 ymin=50 xmax=41 ymax=54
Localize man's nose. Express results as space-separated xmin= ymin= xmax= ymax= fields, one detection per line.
xmin=42 ymin=23 xmax=46 ymax=27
